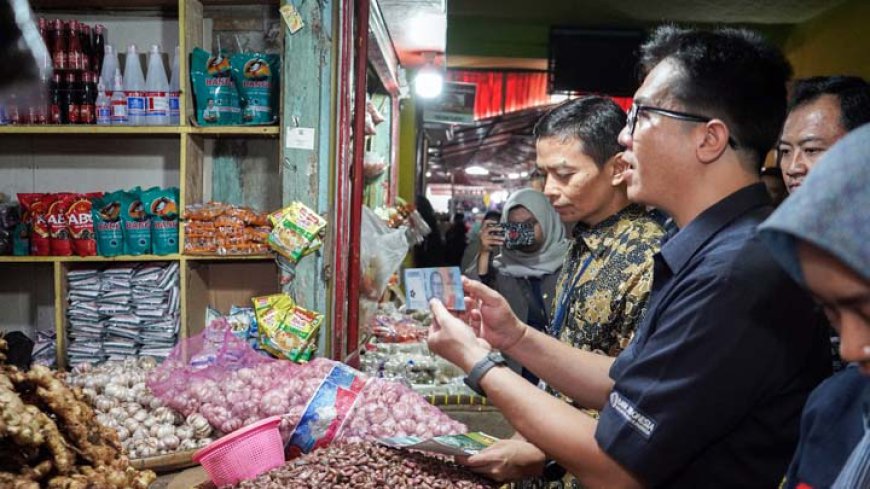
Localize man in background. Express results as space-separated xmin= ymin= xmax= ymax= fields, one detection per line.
xmin=778 ymin=75 xmax=870 ymax=193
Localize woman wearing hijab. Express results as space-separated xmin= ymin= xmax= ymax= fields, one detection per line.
xmin=466 ymin=189 xmax=569 ymax=358
xmin=758 ymin=123 xmax=870 ymax=489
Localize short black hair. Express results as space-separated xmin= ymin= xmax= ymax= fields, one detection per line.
xmin=533 ymin=96 xmax=626 ymax=167
xmin=639 ymin=25 xmax=792 ymax=169
xmin=789 ymin=76 xmax=870 ymax=131
xmin=760 ymin=166 xmax=782 ymax=178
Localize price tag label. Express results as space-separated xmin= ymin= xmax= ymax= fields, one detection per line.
xmin=286 ymin=127 xmax=316 ymax=150
xmin=280 ymin=4 xmax=305 ymax=34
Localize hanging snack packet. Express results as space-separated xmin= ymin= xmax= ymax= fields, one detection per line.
xmin=46 ymin=193 xmax=73 ymax=256
xmin=267 ymin=202 xmax=327 ymax=263
xmin=13 ymin=222 xmax=29 ymax=256
xmin=65 ymin=193 xmax=101 ymax=257
xmin=230 ymin=52 xmax=280 ymax=125
xmin=119 ymin=188 xmax=151 ymax=255
xmin=17 ymin=193 xmax=50 ymax=256
xmin=91 ymin=191 xmax=124 ymax=257
xmin=141 ymin=186 xmax=179 ymax=255
xmin=190 ymin=48 xmax=241 ymax=126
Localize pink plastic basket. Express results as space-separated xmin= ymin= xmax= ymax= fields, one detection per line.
xmin=193 ymin=416 xmax=285 ymax=486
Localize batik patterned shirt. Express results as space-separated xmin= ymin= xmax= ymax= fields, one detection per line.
xmin=550 ymin=204 xmax=663 ymax=357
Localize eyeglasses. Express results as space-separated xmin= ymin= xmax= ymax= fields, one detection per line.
xmin=626 ymin=104 xmax=738 ymax=149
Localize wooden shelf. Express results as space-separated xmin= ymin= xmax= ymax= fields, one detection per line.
xmin=187 ymin=126 xmax=280 ymax=136
xmin=0 ymin=126 xmax=183 ymax=135
xmin=31 ymin=0 xmax=177 ymax=10
xmin=184 ymin=254 xmax=274 ymax=261
xmin=0 ymin=126 xmax=280 ymax=137
xmin=0 ymin=254 xmax=182 ymax=263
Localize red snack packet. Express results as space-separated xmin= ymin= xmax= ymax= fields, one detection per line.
xmin=17 ymin=193 xmax=50 ymax=256
xmin=47 ymin=193 xmax=74 ymax=256
xmin=65 ymin=192 xmax=102 ymax=257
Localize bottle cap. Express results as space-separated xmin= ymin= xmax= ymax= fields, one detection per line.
xmin=127 ymin=44 xmax=137 ymax=54
xmin=150 ymin=44 xmax=161 ymax=54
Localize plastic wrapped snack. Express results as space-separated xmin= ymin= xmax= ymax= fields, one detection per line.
xmin=267 ymin=202 xmax=326 ymax=263
xmin=190 ymin=48 xmax=241 ymax=125
xmin=230 ymin=52 xmax=281 ymax=125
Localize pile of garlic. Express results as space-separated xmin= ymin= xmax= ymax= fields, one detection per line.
xmin=66 ymin=357 xmax=216 ymax=459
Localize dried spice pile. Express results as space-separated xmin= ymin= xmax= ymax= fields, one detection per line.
xmin=231 ymin=442 xmax=496 ymax=489
xmin=0 ymin=335 xmax=156 ymax=488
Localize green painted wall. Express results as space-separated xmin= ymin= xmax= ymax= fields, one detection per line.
xmin=783 ymin=0 xmax=870 ymax=79
xmin=398 ymin=96 xmax=418 ymax=204
xmin=447 ymin=16 xmax=549 ymax=59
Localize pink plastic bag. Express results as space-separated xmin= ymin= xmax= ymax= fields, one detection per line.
xmin=147 ymin=325 xmax=300 ymax=433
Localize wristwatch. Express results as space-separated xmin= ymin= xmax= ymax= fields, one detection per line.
xmin=542 ymin=459 xmax=567 ymax=481
xmin=463 ymin=351 xmax=507 ymax=397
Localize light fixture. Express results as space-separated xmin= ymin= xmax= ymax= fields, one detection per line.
xmin=414 ymin=52 xmax=443 ymax=99
xmin=465 ymin=165 xmax=489 ymax=176
xmin=520 ymin=171 xmax=529 ymax=178
xmin=415 ymin=66 xmax=443 ymax=99
xmin=425 ymin=171 xmax=432 ymax=178
xmin=508 ymin=172 xmax=520 ymax=180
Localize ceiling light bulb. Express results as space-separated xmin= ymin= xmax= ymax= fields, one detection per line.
xmin=426 ymin=171 xmax=432 ymax=178
xmin=508 ymin=173 xmax=520 ymax=180
xmin=520 ymin=171 xmax=529 ymax=178
xmin=415 ymin=65 xmax=443 ymax=99
xmin=465 ymin=165 xmax=489 ymax=176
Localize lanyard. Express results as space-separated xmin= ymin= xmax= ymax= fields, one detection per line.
xmin=549 ymin=253 xmax=595 ymax=338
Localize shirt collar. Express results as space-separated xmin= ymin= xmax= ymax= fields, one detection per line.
xmin=574 ymin=204 xmax=646 ymax=257
xmin=660 ymin=183 xmax=771 ymax=273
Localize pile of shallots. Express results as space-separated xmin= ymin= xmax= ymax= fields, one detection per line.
xmin=148 ymin=358 xmax=465 ymax=443
xmin=66 ymin=357 xmax=215 ymax=459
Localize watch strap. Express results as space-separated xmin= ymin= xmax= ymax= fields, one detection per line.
xmin=463 ymin=351 xmax=506 ymax=397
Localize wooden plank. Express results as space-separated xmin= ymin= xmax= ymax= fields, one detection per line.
xmin=54 ymin=262 xmax=66 ymax=371
xmin=282 ymin=0 xmax=334 ymax=356
xmin=0 ymin=126 xmax=182 ymax=135
xmin=184 ymin=0 xmax=204 ymax=124
xmin=184 ymin=261 xmax=209 ymax=338
xmin=184 ymin=135 xmax=205 ymax=205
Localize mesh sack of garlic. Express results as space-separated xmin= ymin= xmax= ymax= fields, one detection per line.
xmin=66 ymin=356 xmax=216 ymax=459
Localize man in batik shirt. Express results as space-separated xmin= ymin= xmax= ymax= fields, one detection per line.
xmin=470 ymin=96 xmax=664 ymax=488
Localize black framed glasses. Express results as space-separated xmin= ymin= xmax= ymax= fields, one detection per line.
xmin=626 ymin=104 xmax=738 ymax=149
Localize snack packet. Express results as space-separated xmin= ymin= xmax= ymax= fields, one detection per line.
xmin=230 ymin=52 xmax=280 ymax=125
xmin=17 ymin=193 xmax=50 ymax=256
xmin=119 ymin=188 xmax=151 ymax=255
xmin=65 ymin=193 xmax=101 ymax=257
xmin=91 ymin=191 xmax=124 ymax=257
xmin=46 ymin=193 xmax=73 ymax=256
xmin=141 ymin=186 xmax=179 ymax=255
xmin=190 ymin=48 xmax=241 ymax=126
xmin=267 ymin=202 xmax=326 ymax=263
xmin=12 ymin=222 xmax=29 ymax=256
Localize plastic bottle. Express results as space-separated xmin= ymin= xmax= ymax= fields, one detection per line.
xmin=110 ymin=69 xmax=128 ymax=125
xmin=93 ymin=25 xmax=106 ymax=77
xmin=100 ymin=45 xmax=118 ymax=96
xmin=67 ymin=21 xmax=83 ymax=72
xmin=80 ymin=72 xmax=96 ymax=124
xmin=168 ymin=45 xmax=180 ymax=125
xmin=144 ymin=44 xmax=169 ymax=125
xmin=49 ymin=72 xmax=62 ymax=124
xmin=96 ymin=80 xmax=111 ymax=125
xmin=63 ymin=72 xmax=81 ymax=124
xmin=123 ymin=44 xmax=146 ymax=125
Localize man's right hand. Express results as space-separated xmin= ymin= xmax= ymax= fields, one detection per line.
xmin=459 ymin=439 xmax=546 ymax=482
xmin=479 ymin=221 xmax=505 ymax=252
xmin=462 ymin=277 xmax=528 ymax=352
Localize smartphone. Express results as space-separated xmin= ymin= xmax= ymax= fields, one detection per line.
xmin=499 ymin=222 xmax=535 ymax=249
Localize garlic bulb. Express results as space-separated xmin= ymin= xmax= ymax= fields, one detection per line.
xmin=94 ymin=395 xmax=117 ymax=412
xmin=132 ymin=427 xmax=148 ymax=441
xmin=179 ymin=439 xmax=198 ymax=451
xmin=186 ymin=414 xmax=212 ymax=438
xmin=142 ymin=417 xmax=156 ymax=429
xmin=123 ymin=418 xmax=140 ymax=433
xmin=175 ymin=425 xmax=194 ymax=441
xmin=197 ymin=437 xmax=214 ymax=448
xmin=109 ymin=407 xmax=127 ymax=421
xmin=155 ymin=424 xmax=176 ymax=439
xmin=160 ymin=434 xmax=180 ymax=451
xmin=149 ymin=397 xmax=164 ymax=410
xmin=115 ymin=426 xmax=131 ymax=441
xmin=133 ymin=409 xmax=148 ymax=423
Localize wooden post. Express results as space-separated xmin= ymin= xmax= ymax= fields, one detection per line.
xmin=281 ymin=0 xmax=335 ymax=357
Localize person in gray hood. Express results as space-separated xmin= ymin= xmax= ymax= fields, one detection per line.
xmin=759 ymin=123 xmax=870 ymax=489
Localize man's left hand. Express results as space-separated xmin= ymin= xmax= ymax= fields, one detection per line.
xmin=428 ymin=298 xmax=490 ymax=372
